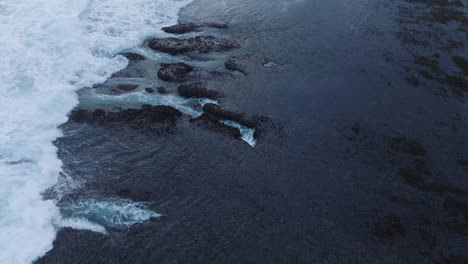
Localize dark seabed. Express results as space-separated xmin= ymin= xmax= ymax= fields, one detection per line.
xmin=38 ymin=0 xmax=467 ymax=263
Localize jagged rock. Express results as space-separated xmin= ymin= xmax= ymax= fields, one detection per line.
xmin=158 ymin=63 xmax=194 ymax=82
xmin=69 ymin=105 xmax=182 ymax=130
xmin=202 ymin=103 xmax=256 ymax=128
xmin=145 ymin=87 xmax=155 ymax=93
xmin=191 ymin=113 xmax=241 ymax=139
xmin=148 ymin=36 xmax=239 ymax=55
xmin=157 ymin=87 xmax=168 ymax=94
xmin=162 ymin=22 xmax=227 ymax=34
xmin=178 ymin=83 xmax=219 ymax=100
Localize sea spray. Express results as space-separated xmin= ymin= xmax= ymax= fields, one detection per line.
xmin=0 ymin=0 xmax=191 ymax=263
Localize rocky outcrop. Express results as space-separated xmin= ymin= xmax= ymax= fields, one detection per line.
xmin=148 ymin=36 xmax=239 ymax=55
xmin=69 ymin=105 xmax=182 ymax=129
xmin=162 ymin=22 xmax=227 ymax=34
xmin=202 ymin=103 xmax=256 ymax=128
xmin=157 ymin=87 xmax=168 ymax=94
xmin=177 ymin=83 xmax=219 ymax=100
xmin=158 ymin=63 xmax=194 ymax=82
xmin=191 ymin=114 xmax=241 ymax=139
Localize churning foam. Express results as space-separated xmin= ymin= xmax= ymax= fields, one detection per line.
xmin=0 ymin=0 xmax=191 ymax=263
xmin=60 ymin=199 xmax=160 ymax=229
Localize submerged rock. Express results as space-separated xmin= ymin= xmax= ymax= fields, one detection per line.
xmin=69 ymin=105 xmax=182 ymax=130
xmin=389 ymin=136 xmax=426 ymax=156
xmin=177 ymin=83 xmax=219 ymax=100
xmin=202 ymin=103 xmax=256 ymax=128
xmin=145 ymin=87 xmax=155 ymax=93
xmin=158 ymin=63 xmax=194 ymax=82
xmin=117 ymin=84 xmax=138 ymax=92
xmin=225 ymin=55 xmax=272 ymax=75
xmin=157 ymin=87 xmax=168 ymax=94
xmin=191 ymin=113 xmax=241 ymax=139
xmin=120 ymin=52 xmax=146 ymax=62
xmin=148 ymin=36 xmax=239 ymax=55
xmin=162 ymin=22 xmax=227 ymax=34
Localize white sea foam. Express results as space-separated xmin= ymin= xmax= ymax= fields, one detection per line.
xmin=221 ymin=120 xmax=257 ymax=147
xmin=60 ymin=198 xmax=160 ymax=229
xmin=0 ymin=0 xmax=191 ymax=263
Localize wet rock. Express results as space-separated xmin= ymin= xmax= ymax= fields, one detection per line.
xmin=374 ymin=215 xmax=406 ymax=240
xmin=117 ymin=84 xmax=138 ymax=92
xmin=120 ymin=52 xmax=146 ymax=62
xmin=178 ymin=83 xmax=219 ymax=100
xmin=191 ymin=113 xmax=241 ymax=139
xmin=225 ymin=56 xmax=248 ymax=74
xmin=158 ymin=63 xmax=194 ymax=82
xmin=148 ymin=36 xmax=239 ymax=55
xmin=162 ymin=22 xmax=227 ymax=34
xmin=157 ymin=87 xmax=168 ymax=94
xmin=69 ymin=105 xmax=182 ymax=131
xmin=202 ymin=103 xmax=256 ymax=128
xmin=145 ymin=87 xmax=155 ymax=93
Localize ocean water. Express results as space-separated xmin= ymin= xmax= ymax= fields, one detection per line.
xmin=0 ymin=0 xmax=191 ymax=263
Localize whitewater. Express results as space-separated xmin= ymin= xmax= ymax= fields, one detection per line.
xmin=0 ymin=0 xmax=190 ymax=263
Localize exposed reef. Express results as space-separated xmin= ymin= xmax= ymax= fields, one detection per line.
xmin=202 ymin=103 xmax=256 ymax=128
xmin=69 ymin=105 xmax=182 ymax=133
xmin=177 ymin=83 xmax=219 ymax=100
xmin=162 ymin=22 xmax=227 ymax=34
xmin=148 ymin=36 xmax=239 ymax=55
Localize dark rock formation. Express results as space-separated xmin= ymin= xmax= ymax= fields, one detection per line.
xmin=374 ymin=215 xmax=406 ymax=240
xmin=148 ymin=36 xmax=239 ymax=55
xmin=145 ymin=87 xmax=155 ymax=93
xmin=225 ymin=56 xmax=248 ymax=74
xmin=202 ymin=103 xmax=256 ymax=128
xmin=69 ymin=105 xmax=182 ymax=131
xmin=158 ymin=63 xmax=194 ymax=82
xmin=157 ymin=87 xmax=168 ymax=94
xmin=178 ymin=83 xmax=219 ymax=100
xmin=191 ymin=113 xmax=241 ymax=139
xmin=120 ymin=52 xmax=146 ymax=62
xmin=162 ymin=22 xmax=227 ymax=34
